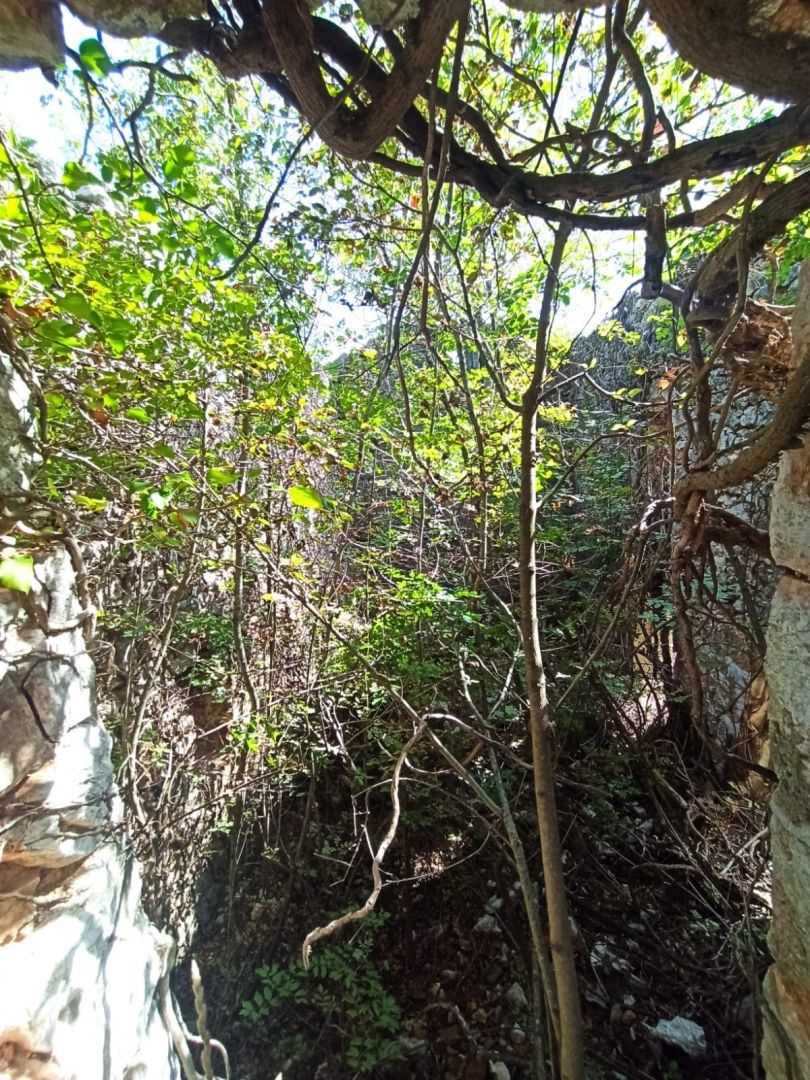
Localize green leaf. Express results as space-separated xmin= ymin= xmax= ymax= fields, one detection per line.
xmin=125 ymin=406 xmax=151 ymax=423
xmin=288 ymin=484 xmax=328 ymax=511
xmin=207 ymin=465 xmax=238 ymax=486
xmin=78 ymin=38 xmax=111 ymax=79
xmin=163 ymin=143 xmax=196 ymax=181
xmin=132 ymin=196 xmax=160 ymax=223
xmin=0 ymin=554 xmax=34 ymax=593
xmin=74 ymin=494 xmax=109 ymax=512
xmin=38 ymin=317 xmax=82 ymax=348
xmin=140 ymin=491 xmax=168 ymax=518
xmin=62 ymin=162 xmax=102 ymax=191
xmin=103 ymin=315 xmax=136 ymax=354
xmin=211 ymin=229 xmax=237 ymax=258
xmin=57 ymin=292 xmax=100 ymax=325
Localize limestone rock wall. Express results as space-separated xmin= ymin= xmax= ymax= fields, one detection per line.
xmin=0 ymin=343 xmax=181 ymax=1079
xmin=762 ymin=414 xmax=810 ymax=1077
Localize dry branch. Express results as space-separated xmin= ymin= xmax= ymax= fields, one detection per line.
xmin=301 ymin=720 xmax=426 ymax=966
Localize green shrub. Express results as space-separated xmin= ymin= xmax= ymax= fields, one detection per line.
xmin=240 ymin=915 xmax=402 ymax=1075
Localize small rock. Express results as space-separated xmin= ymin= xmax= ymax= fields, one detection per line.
xmin=398 ymin=1037 xmax=428 ymax=1056
xmin=622 ymin=1010 xmax=637 ymax=1025
xmin=474 ymin=914 xmax=501 ymax=935
xmin=442 ymin=969 xmax=459 ymax=981
xmin=609 ymin=1003 xmax=622 ymax=1025
xmin=648 ymin=1016 xmax=707 ymax=1059
xmin=590 ymin=941 xmax=631 ymax=974
xmin=485 ymin=895 xmax=504 ymax=914
xmin=489 ymin=1063 xmax=510 ymax=1080
xmin=510 ymin=1024 xmax=526 ymax=1045
xmin=506 ymin=981 xmax=528 ymax=1011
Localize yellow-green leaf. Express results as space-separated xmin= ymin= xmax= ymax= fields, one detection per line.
xmin=288 ymin=484 xmax=328 ymax=511
xmin=0 ymin=554 xmax=34 ymax=593
xmin=74 ymin=494 xmax=109 ymax=512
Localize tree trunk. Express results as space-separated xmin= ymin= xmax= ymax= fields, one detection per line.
xmin=519 ymin=228 xmax=585 ymax=1080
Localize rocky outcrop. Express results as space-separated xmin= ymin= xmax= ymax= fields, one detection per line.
xmin=0 ymin=337 xmax=181 ymax=1079
xmin=0 ymin=1 xmax=63 ymax=72
xmin=0 ymin=0 xmax=204 ymax=71
xmin=761 ymin=265 xmax=810 ymax=1079
xmin=66 ymin=0 xmax=205 ymax=37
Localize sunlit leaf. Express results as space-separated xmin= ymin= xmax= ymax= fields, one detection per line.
xmin=208 ymin=465 xmax=238 ymax=486
xmin=0 ymin=554 xmax=34 ymax=593
xmin=288 ymin=484 xmax=328 ymax=511
xmin=78 ymin=38 xmax=111 ymax=79
xmin=74 ymin=494 xmax=109 ymax=512
xmin=140 ymin=491 xmax=168 ymax=518
xmin=125 ymin=407 xmax=151 ymax=423
xmin=62 ymin=162 xmax=102 ymax=190
xmin=163 ymin=143 xmax=197 ymax=180
xmin=57 ymin=292 xmax=100 ymax=325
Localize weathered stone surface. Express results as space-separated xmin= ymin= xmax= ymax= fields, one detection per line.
xmin=0 ymin=844 xmax=180 ymax=1080
xmin=763 ymin=966 xmax=810 ymax=1080
xmin=770 ymin=434 xmax=810 ymax=579
xmin=0 ymin=1 xmax=63 ymax=71
xmin=0 ymin=548 xmax=99 ymax=820
xmin=0 ymin=544 xmax=181 ymax=1077
xmin=763 ymin=572 xmax=810 ymax=1080
xmin=0 ymin=0 xmax=204 ymax=72
xmin=0 ymin=362 xmax=182 ymax=1078
xmin=0 ymin=353 xmax=39 ymax=493
xmin=762 ymin=263 xmax=810 ymax=1080
xmin=65 ymin=0 xmax=205 ymax=36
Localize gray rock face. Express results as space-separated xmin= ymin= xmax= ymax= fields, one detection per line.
xmin=0 ymin=0 xmax=205 ymax=71
xmin=770 ymin=437 xmax=810 ymax=580
xmin=762 ymin=568 xmax=810 ymax=1079
xmin=0 ymin=362 xmax=181 ymax=1077
xmin=761 ymin=264 xmax=810 ymax=1080
xmin=65 ymin=0 xmax=205 ymax=36
xmin=0 ymin=1 xmax=64 ymax=71
xmin=0 ymin=353 xmax=39 ymax=494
